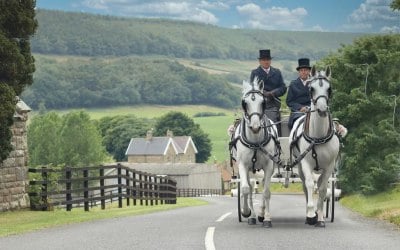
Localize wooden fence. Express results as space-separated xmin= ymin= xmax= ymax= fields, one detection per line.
xmin=28 ymin=164 xmax=177 ymax=211
xmin=177 ymin=189 xmax=222 ymax=197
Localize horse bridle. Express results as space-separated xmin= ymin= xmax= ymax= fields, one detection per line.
xmin=307 ymin=75 xmax=332 ymax=106
xmin=241 ymin=90 xmax=266 ymax=121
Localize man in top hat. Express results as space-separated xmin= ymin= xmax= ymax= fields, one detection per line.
xmin=286 ymin=58 xmax=313 ymax=130
xmin=286 ymin=58 xmax=348 ymax=138
xmin=250 ymin=49 xmax=287 ymax=135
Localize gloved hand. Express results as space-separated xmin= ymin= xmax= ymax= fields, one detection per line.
xmin=299 ymin=106 xmax=310 ymax=112
xmin=263 ymin=90 xmax=274 ymax=97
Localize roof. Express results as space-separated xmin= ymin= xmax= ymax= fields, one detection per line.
xmin=125 ymin=136 xmax=198 ymax=156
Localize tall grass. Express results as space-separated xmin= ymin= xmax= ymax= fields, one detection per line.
xmin=340 ymin=186 xmax=400 ymax=227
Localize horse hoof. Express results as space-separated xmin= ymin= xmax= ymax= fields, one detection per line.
xmin=258 ymin=216 xmax=264 ymax=222
xmin=248 ymin=218 xmax=257 ymax=225
xmin=262 ymin=221 xmax=272 ymax=228
xmin=242 ymin=211 xmax=251 ymax=218
xmin=305 ymin=215 xmax=318 ymax=225
xmin=315 ymin=221 xmax=326 ymax=228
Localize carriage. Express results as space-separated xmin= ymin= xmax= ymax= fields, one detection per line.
xmin=230 ymin=66 xmax=342 ymax=228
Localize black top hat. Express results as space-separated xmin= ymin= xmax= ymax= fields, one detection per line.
xmin=258 ymin=49 xmax=272 ymax=59
xmin=296 ymin=58 xmax=311 ymax=70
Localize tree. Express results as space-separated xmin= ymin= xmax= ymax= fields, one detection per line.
xmin=28 ymin=111 xmax=109 ymax=167
xmin=0 ymin=0 xmax=37 ymax=162
xmin=28 ymin=112 xmax=62 ymax=166
xmin=391 ymin=0 xmax=400 ymax=10
xmin=153 ymin=112 xmax=212 ymax=163
xmin=59 ymin=111 xmax=108 ymax=166
xmin=97 ymin=115 xmax=154 ymax=161
xmin=321 ymin=34 xmax=400 ymax=194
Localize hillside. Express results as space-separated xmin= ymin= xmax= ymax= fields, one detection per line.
xmin=32 ymin=9 xmax=365 ymax=60
xmin=24 ymin=10 xmax=368 ymax=110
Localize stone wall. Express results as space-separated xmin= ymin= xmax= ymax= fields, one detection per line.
xmin=0 ymin=99 xmax=31 ymax=211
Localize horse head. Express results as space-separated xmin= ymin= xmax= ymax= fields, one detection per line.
xmin=241 ymin=77 xmax=265 ymax=133
xmin=308 ymin=65 xmax=332 ymax=117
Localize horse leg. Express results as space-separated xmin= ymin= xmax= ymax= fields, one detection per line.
xmin=238 ymin=164 xmax=252 ymax=221
xmin=259 ymin=164 xmax=274 ymax=228
xmin=302 ymin=164 xmax=317 ymax=225
xmin=247 ymin=182 xmax=257 ymax=225
xmin=315 ymin=169 xmax=332 ymax=227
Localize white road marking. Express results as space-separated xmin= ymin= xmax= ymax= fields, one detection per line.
xmin=205 ymin=227 xmax=216 ymax=250
xmin=216 ymin=212 xmax=232 ymax=222
xmin=205 ymin=212 xmax=232 ymax=250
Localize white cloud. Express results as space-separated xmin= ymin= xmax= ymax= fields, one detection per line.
xmin=81 ymin=0 xmax=220 ymax=24
xmin=380 ymin=25 xmax=400 ymax=33
xmin=198 ymin=1 xmax=230 ymax=11
xmin=236 ymin=3 xmax=307 ymax=30
xmin=311 ymin=25 xmax=325 ymax=32
xmin=346 ymin=0 xmax=400 ymax=33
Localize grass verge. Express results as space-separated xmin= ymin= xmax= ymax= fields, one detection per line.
xmin=340 ymin=185 xmax=400 ymax=227
xmin=0 ymin=197 xmax=207 ymax=237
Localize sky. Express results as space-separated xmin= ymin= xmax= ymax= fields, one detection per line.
xmin=36 ymin=0 xmax=400 ymax=33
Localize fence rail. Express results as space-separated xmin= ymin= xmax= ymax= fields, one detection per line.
xmin=28 ymin=164 xmax=177 ymax=211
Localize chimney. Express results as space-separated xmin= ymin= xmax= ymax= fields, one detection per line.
xmin=166 ymin=129 xmax=173 ymax=137
xmin=146 ymin=129 xmax=153 ymax=141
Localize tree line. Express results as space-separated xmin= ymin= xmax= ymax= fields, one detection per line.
xmin=32 ymin=9 xmax=362 ymax=60
xmin=21 ymin=56 xmax=240 ymax=110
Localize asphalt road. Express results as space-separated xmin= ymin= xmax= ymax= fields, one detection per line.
xmin=1 ymin=194 xmax=399 ymax=250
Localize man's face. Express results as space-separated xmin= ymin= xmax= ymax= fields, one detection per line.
xmin=298 ymin=68 xmax=310 ymax=80
xmin=259 ymin=58 xmax=271 ymax=69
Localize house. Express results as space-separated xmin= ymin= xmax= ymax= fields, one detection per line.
xmin=125 ymin=130 xmax=198 ymax=163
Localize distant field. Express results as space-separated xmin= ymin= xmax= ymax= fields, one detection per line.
xmin=45 ymin=105 xmax=241 ymax=163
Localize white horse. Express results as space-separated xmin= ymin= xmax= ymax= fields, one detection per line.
xmin=232 ymin=77 xmax=279 ymax=227
xmin=289 ymin=65 xmax=340 ymax=227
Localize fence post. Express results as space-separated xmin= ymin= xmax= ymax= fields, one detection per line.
xmin=100 ymin=168 xmax=105 ymax=209
xmin=171 ymin=179 xmax=177 ymax=204
xmin=159 ymin=177 xmax=164 ymax=205
xmin=83 ymin=168 xmax=89 ymax=211
xmin=66 ymin=167 xmax=72 ymax=211
xmin=41 ymin=166 xmax=48 ymax=211
xmin=117 ymin=164 xmax=122 ymax=208
xmin=149 ymin=175 xmax=154 ymax=206
xmin=132 ymin=169 xmax=137 ymax=206
xmin=139 ymin=173 xmax=143 ymax=206
xmin=126 ymin=168 xmax=130 ymax=207
xmin=144 ymin=175 xmax=148 ymax=206
xmin=154 ymin=175 xmax=158 ymax=206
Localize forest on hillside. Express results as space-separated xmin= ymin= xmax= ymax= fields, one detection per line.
xmin=23 ymin=9 xmax=367 ymax=110
xmin=32 ymin=10 xmax=364 ymax=60
xmin=22 ymin=56 xmax=240 ymax=109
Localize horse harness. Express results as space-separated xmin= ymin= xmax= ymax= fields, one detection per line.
xmin=289 ymin=110 xmax=336 ymax=172
xmin=229 ymin=86 xmax=282 ymax=174
xmin=238 ymin=117 xmax=282 ymax=173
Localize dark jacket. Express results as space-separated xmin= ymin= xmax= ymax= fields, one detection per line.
xmin=250 ymin=66 xmax=287 ymax=108
xmin=286 ymin=78 xmax=310 ymax=129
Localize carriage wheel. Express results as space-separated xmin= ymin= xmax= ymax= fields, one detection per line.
xmin=237 ymin=180 xmax=242 ymax=222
